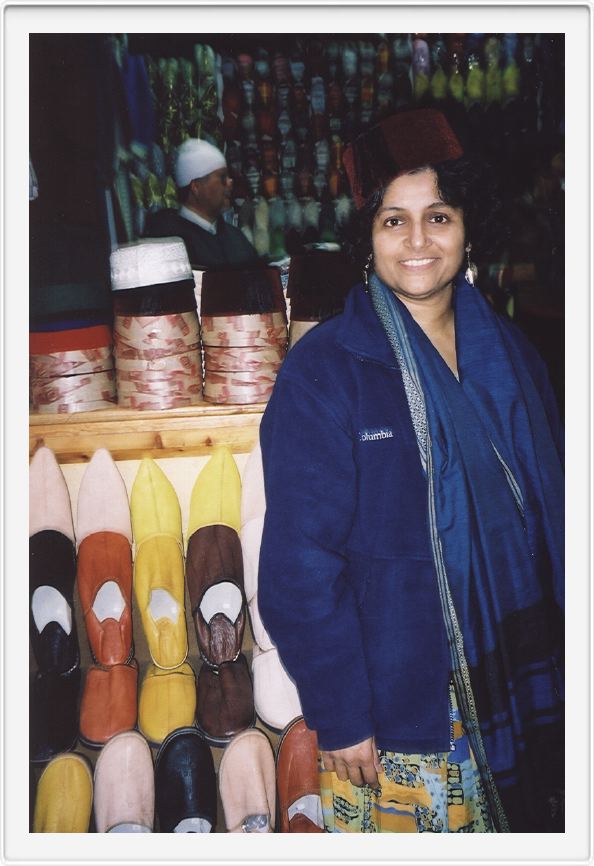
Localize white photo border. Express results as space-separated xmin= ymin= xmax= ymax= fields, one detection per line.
xmin=3 ymin=2 xmax=591 ymax=863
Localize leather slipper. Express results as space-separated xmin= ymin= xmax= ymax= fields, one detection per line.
xmin=29 ymin=667 xmax=81 ymax=763
xmin=155 ymin=727 xmax=216 ymax=832
xmin=276 ymin=716 xmax=324 ymax=832
xmin=29 ymin=446 xmax=75 ymax=542
xmin=76 ymin=448 xmax=132 ymax=549
xmin=239 ymin=443 xmax=266 ymax=618
xmin=94 ymin=731 xmax=154 ymax=832
xmin=30 ymin=530 xmax=79 ymax=674
xmin=252 ymin=644 xmax=302 ymax=732
xmin=240 ymin=516 xmax=274 ymax=652
xmin=195 ymin=654 xmax=255 ymax=747
xmin=79 ymin=660 xmax=138 ymax=747
xmin=131 ymin=459 xmax=188 ymax=670
xmin=187 ymin=446 xmax=241 ymax=541
xmin=76 ymin=531 xmax=133 ymax=666
xmin=138 ymin=662 xmax=196 ymax=746
xmin=187 ymin=525 xmax=246 ymax=667
xmin=219 ymin=727 xmax=276 ymax=832
xmin=33 ymin=752 xmax=93 ymax=832
xmin=134 ymin=536 xmax=188 ymax=669
xmin=130 ymin=457 xmax=183 ymax=547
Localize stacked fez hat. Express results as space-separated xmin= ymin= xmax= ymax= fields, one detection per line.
xmin=110 ymin=237 xmax=202 ymax=410
xmin=200 ymin=263 xmax=288 ymax=404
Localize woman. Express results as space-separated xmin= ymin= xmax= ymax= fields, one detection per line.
xmin=258 ymin=109 xmax=564 ymax=833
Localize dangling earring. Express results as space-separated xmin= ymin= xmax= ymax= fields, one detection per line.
xmin=363 ymin=252 xmax=374 ymax=288
xmin=465 ymin=243 xmax=478 ymax=286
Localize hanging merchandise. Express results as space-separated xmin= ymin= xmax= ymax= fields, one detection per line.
xmin=447 ymin=35 xmax=466 ymax=104
xmin=392 ymin=35 xmax=413 ymax=110
xmin=185 ymin=447 xmax=255 ymax=746
xmin=110 ymin=237 xmax=202 ymax=409
xmin=412 ymin=36 xmax=431 ymax=103
xmin=253 ymin=196 xmax=271 ymax=256
xmin=429 ymin=34 xmax=449 ymax=104
xmin=485 ymin=35 xmax=503 ymax=105
xmin=464 ymin=34 xmax=486 ymax=152
xmin=465 ymin=36 xmax=486 ymax=107
xmin=29 ymin=154 xmax=39 ymax=200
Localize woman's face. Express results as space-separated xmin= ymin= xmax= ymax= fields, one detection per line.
xmin=371 ymin=168 xmax=466 ymax=303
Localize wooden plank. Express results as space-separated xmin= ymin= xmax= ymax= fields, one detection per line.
xmin=30 ymin=402 xmax=264 ymax=463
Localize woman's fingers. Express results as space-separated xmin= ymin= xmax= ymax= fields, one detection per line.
xmin=321 ymin=738 xmax=380 ymax=788
xmin=371 ymin=736 xmax=383 ymax=775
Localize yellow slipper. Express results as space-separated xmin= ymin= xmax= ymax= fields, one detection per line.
xmin=130 ymin=458 xmax=182 ymax=546
xmin=33 ymin=753 xmax=93 ymax=832
xmin=131 ymin=459 xmax=188 ymax=669
xmin=187 ymin=446 xmax=241 ymax=541
xmin=138 ymin=662 xmax=197 ymax=745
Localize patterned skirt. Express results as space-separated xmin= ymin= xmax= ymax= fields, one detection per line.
xmin=319 ymin=684 xmax=495 ymax=833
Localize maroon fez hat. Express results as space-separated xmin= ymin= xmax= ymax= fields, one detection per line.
xmin=343 ymin=108 xmax=463 ymax=208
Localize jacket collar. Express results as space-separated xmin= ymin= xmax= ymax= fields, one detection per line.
xmin=336 ymin=282 xmax=398 ymax=368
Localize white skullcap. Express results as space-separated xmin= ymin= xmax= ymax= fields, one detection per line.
xmin=174 ymin=138 xmax=227 ymax=187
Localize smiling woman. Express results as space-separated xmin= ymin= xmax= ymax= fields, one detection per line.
xmin=258 ymin=108 xmax=564 ymax=834
xmin=371 ymin=170 xmax=466 ymax=301
xmin=370 ymin=170 xmax=466 ymax=377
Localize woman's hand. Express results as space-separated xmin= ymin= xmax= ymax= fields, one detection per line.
xmin=321 ymin=736 xmax=383 ymax=788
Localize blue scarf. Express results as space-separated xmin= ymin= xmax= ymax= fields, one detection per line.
xmin=369 ymin=271 xmax=564 ymax=832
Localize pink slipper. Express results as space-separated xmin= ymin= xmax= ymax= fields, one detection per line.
xmin=219 ymin=728 xmax=276 ymax=832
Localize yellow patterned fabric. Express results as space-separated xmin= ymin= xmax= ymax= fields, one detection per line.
xmin=319 ymin=685 xmax=495 ymax=833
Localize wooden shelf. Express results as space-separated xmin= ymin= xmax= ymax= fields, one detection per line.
xmin=29 ymin=401 xmax=265 ymax=463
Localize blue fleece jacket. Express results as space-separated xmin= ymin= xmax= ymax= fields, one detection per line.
xmin=258 ymin=281 xmax=558 ymax=752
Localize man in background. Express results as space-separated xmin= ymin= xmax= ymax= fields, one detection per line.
xmin=145 ymin=138 xmax=258 ymax=267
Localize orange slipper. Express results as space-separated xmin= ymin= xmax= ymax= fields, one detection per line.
xmin=79 ymin=661 xmax=138 ymax=747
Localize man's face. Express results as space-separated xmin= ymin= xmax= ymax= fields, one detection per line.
xmin=191 ymin=168 xmax=232 ymax=220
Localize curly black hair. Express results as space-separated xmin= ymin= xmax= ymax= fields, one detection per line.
xmin=340 ymin=155 xmax=506 ymax=274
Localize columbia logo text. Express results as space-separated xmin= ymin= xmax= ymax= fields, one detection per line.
xmin=359 ymin=428 xmax=394 ymax=442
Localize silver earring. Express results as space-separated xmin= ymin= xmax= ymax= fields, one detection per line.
xmin=465 ymin=244 xmax=478 ymax=286
xmin=363 ymin=252 xmax=373 ymax=287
